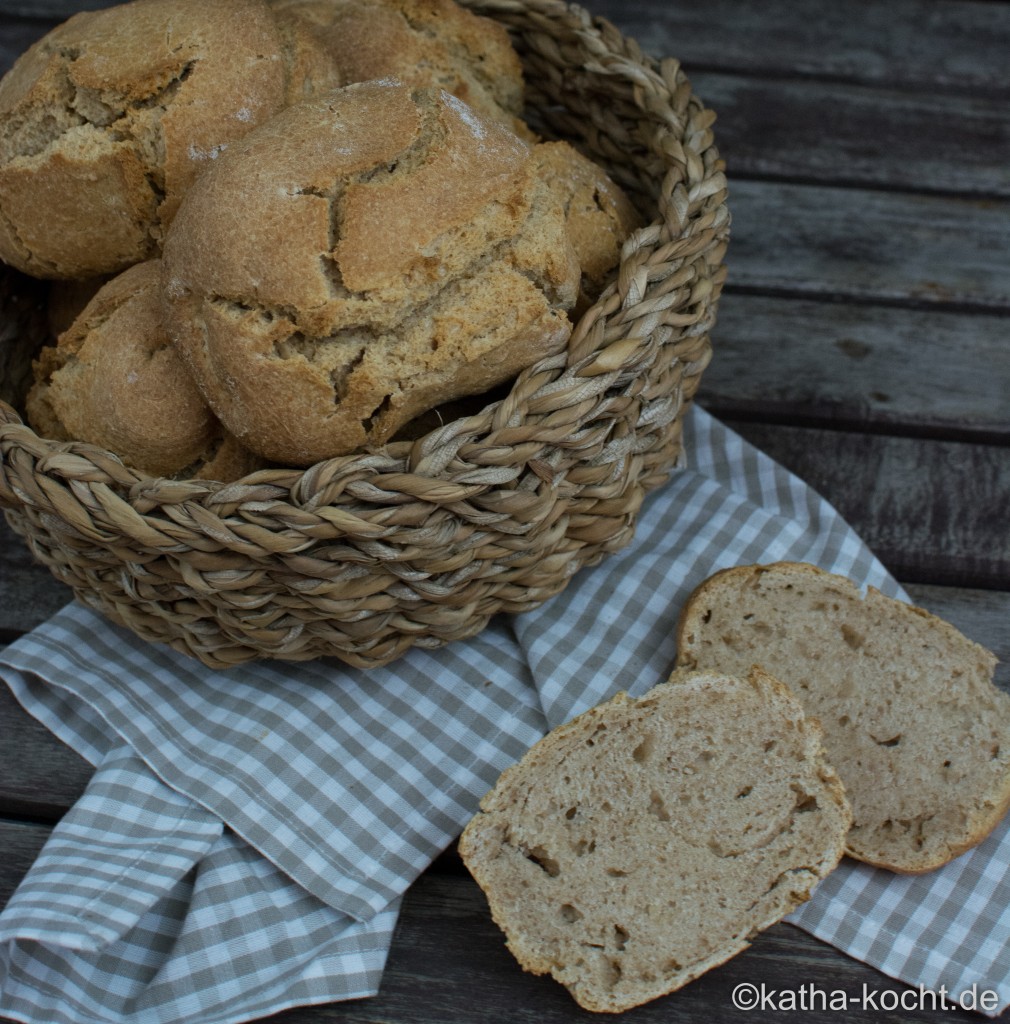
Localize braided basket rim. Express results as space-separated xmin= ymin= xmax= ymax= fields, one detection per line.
xmin=0 ymin=0 xmax=730 ymax=668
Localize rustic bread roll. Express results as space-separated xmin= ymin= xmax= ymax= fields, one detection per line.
xmin=27 ymin=260 xmax=261 ymax=481
xmin=531 ymin=141 xmax=643 ymax=314
xmin=0 ymin=0 xmax=341 ymax=279
xmin=460 ymin=668 xmax=850 ymax=1013
xmin=270 ymin=0 xmax=533 ymax=138
xmin=161 ymin=79 xmax=580 ymax=466
xmin=676 ymin=561 xmax=1010 ymax=873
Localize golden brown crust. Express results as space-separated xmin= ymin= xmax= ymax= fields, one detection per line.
xmin=675 ymin=560 xmax=1010 ymax=873
xmin=27 ymin=260 xmax=261 ymax=481
xmin=162 ymin=80 xmax=579 ymax=466
xmin=0 ymin=0 xmax=341 ymax=279
xmin=270 ymin=0 xmax=533 ymax=138
xmin=530 ymin=141 xmax=642 ymax=313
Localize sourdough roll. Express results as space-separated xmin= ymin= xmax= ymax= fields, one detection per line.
xmin=676 ymin=561 xmax=1010 ymax=872
xmin=0 ymin=0 xmax=341 ymax=279
xmin=270 ymin=0 xmax=532 ymax=138
xmin=161 ymin=80 xmax=580 ymax=466
xmin=27 ymin=261 xmax=261 ymax=481
xmin=460 ymin=669 xmax=851 ymax=1014
xmin=532 ymin=141 xmax=643 ymax=314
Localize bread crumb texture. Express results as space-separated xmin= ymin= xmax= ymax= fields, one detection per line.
xmin=161 ymin=80 xmax=584 ymax=465
xmin=459 ymin=669 xmax=850 ymax=1013
xmin=676 ymin=561 xmax=1010 ymax=873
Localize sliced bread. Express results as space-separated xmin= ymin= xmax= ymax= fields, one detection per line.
xmin=459 ymin=668 xmax=850 ymax=1013
xmin=676 ymin=561 xmax=1010 ymax=873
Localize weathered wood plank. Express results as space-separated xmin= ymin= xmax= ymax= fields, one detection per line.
xmin=703 ymin=293 xmax=1010 ymax=441
xmin=0 ymin=682 xmax=90 ymax=820
xmin=4 ymin=0 xmax=1010 ymax=102
xmin=0 ymin=517 xmax=72 ymax=639
xmin=692 ymin=72 xmax=1010 ymax=198
xmin=727 ymin=420 xmax=1010 ymax=590
xmin=0 ymin=818 xmax=49 ymax=902
xmin=591 ymin=0 xmax=1010 ymax=97
xmin=726 ymin=180 xmax=1010 ymax=311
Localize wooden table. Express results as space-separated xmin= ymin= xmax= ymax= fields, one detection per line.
xmin=2 ymin=0 xmax=1009 ymax=1021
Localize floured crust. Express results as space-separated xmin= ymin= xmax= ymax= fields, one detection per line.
xmin=161 ymin=80 xmax=580 ymax=465
xmin=460 ymin=668 xmax=850 ymax=1013
xmin=675 ymin=561 xmax=1010 ymax=873
xmin=271 ymin=0 xmax=532 ymax=138
xmin=0 ymin=0 xmax=341 ymax=279
xmin=27 ymin=260 xmax=261 ymax=481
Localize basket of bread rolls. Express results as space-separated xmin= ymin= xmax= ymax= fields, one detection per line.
xmin=0 ymin=0 xmax=729 ymax=668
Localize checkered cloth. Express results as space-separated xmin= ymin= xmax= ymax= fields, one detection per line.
xmin=2 ymin=405 xmax=1009 ymax=1023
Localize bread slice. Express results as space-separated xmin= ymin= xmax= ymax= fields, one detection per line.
xmin=459 ymin=668 xmax=850 ymax=1013
xmin=676 ymin=561 xmax=1010 ymax=873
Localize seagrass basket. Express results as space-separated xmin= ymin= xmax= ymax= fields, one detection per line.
xmin=0 ymin=0 xmax=729 ymax=669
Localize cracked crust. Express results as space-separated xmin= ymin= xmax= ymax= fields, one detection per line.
xmin=459 ymin=668 xmax=850 ymax=1014
xmin=0 ymin=0 xmax=341 ymax=279
xmin=270 ymin=0 xmax=532 ymax=139
xmin=675 ymin=561 xmax=1010 ymax=873
xmin=161 ymin=80 xmax=581 ymax=465
xmin=26 ymin=260 xmax=262 ymax=481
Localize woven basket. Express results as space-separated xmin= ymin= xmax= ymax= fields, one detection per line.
xmin=0 ymin=0 xmax=729 ymax=669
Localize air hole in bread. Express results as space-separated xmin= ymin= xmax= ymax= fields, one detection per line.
xmin=841 ymin=624 xmax=864 ymax=649
xmin=560 ymin=903 xmax=582 ymax=923
xmin=613 ymin=925 xmax=629 ymax=951
xmin=564 ymin=806 xmax=577 ymax=820
xmin=736 ymin=785 xmax=753 ymax=799
xmin=606 ymin=867 xmax=627 ymax=878
xmin=793 ymin=791 xmax=819 ymax=813
xmin=647 ymin=791 xmax=670 ymax=822
xmin=573 ymin=838 xmax=595 ymax=857
xmin=875 ymin=734 xmax=902 ymax=747
xmin=522 ymin=844 xmax=560 ymax=877
xmin=631 ymin=734 xmax=654 ymax=764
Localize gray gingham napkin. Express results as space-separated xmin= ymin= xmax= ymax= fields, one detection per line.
xmin=3 ymin=404 xmax=1010 ymax=1023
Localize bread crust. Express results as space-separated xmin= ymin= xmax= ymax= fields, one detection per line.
xmin=460 ymin=668 xmax=851 ymax=1013
xmin=0 ymin=0 xmax=341 ymax=278
xmin=675 ymin=561 xmax=1010 ymax=873
xmin=270 ymin=0 xmax=531 ymax=136
xmin=161 ymin=80 xmax=580 ymax=465
xmin=27 ymin=260 xmax=261 ymax=481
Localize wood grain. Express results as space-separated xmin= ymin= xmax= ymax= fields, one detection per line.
xmin=702 ymin=293 xmax=1010 ymax=441
xmin=726 ymin=180 xmax=1010 ymax=311
xmin=728 ymin=420 xmax=1010 ymax=590
xmin=693 ymin=72 xmax=1010 ymax=197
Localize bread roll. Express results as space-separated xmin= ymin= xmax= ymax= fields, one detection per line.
xmin=676 ymin=561 xmax=1010 ymax=872
xmin=0 ymin=0 xmax=341 ymax=279
xmin=27 ymin=260 xmax=261 ymax=481
xmin=162 ymin=80 xmax=580 ymax=465
xmin=270 ymin=0 xmax=532 ymax=137
xmin=532 ymin=141 xmax=642 ymax=314
xmin=460 ymin=669 xmax=850 ymax=1013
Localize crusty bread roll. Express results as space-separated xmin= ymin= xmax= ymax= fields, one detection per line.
xmin=0 ymin=0 xmax=341 ymax=279
xmin=161 ymin=80 xmax=580 ymax=465
xmin=531 ymin=141 xmax=642 ymax=314
xmin=270 ymin=0 xmax=532 ymax=138
xmin=676 ymin=561 xmax=1010 ymax=873
xmin=460 ymin=668 xmax=851 ymax=1013
xmin=27 ymin=260 xmax=261 ymax=481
